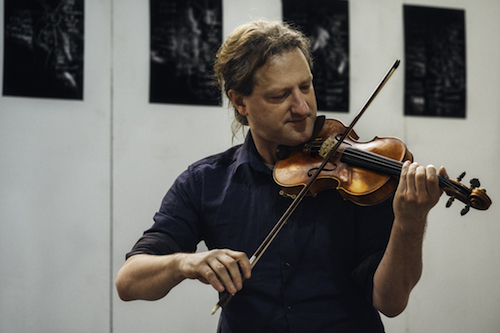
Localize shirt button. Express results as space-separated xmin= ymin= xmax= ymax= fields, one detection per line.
xmin=287 ymin=305 xmax=293 ymax=312
xmin=284 ymin=262 xmax=290 ymax=268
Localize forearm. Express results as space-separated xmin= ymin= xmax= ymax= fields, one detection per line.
xmin=116 ymin=249 xmax=252 ymax=302
xmin=372 ymin=217 xmax=426 ymax=317
xmin=372 ymin=162 xmax=444 ymax=317
xmin=116 ymin=253 xmax=186 ymax=301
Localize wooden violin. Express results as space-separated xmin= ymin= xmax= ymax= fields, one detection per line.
xmin=274 ymin=116 xmax=492 ymax=215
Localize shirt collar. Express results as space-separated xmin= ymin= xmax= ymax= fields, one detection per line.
xmin=233 ymin=131 xmax=273 ymax=176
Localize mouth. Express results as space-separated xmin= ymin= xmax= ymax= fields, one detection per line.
xmin=289 ymin=118 xmax=307 ymax=124
xmin=288 ymin=115 xmax=310 ymax=124
xmin=286 ymin=116 xmax=313 ymax=136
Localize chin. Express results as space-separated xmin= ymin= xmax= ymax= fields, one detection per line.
xmin=286 ymin=132 xmax=312 ymax=147
xmin=281 ymin=119 xmax=315 ymax=146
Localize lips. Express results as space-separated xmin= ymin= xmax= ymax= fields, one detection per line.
xmin=289 ymin=118 xmax=307 ymax=124
xmin=287 ymin=117 xmax=313 ymax=137
xmin=288 ymin=115 xmax=310 ymax=124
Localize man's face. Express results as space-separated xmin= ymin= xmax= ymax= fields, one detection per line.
xmin=232 ymin=48 xmax=318 ymax=164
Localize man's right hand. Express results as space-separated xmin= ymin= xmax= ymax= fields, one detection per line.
xmin=178 ymin=249 xmax=252 ymax=295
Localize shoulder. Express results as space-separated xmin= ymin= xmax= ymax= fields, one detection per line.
xmin=156 ymin=144 xmax=246 ymax=222
xmin=172 ymin=144 xmax=244 ymax=193
xmin=189 ymin=144 xmax=243 ymax=173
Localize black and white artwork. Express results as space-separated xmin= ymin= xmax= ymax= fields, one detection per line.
xmin=404 ymin=5 xmax=466 ymax=118
xmin=149 ymin=0 xmax=222 ymax=106
xmin=3 ymin=0 xmax=84 ymax=100
xmin=283 ymin=0 xmax=349 ymax=112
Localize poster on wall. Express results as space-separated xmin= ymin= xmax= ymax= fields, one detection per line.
xmin=3 ymin=0 xmax=84 ymax=100
xmin=404 ymin=5 xmax=466 ymax=118
xmin=283 ymin=0 xmax=349 ymax=112
xmin=149 ymin=0 xmax=222 ymax=106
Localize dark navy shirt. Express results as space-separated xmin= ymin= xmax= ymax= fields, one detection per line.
xmin=127 ymin=132 xmax=394 ymax=333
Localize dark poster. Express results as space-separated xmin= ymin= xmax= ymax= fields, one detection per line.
xmin=150 ymin=0 xmax=222 ymax=106
xmin=283 ymin=0 xmax=349 ymax=112
xmin=3 ymin=0 xmax=84 ymax=100
xmin=404 ymin=5 xmax=466 ymax=118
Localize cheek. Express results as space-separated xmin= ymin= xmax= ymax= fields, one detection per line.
xmin=250 ymin=104 xmax=282 ymax=124
xmin=307 ymin=93 xmax=318 ymax=110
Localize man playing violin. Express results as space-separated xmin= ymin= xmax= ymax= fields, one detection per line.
xmin=116 ymin=20 xmax=447 ymax=332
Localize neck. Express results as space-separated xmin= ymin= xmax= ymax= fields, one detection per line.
xmin=255 ymin=142 xmax=278 ymax=165
xmin=247 ymin=130 xmax=278 ymax=165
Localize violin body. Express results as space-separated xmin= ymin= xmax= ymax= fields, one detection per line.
xmin=274 ymin=118 xmax=413 ymax=205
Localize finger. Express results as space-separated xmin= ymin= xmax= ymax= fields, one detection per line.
xmin=414 ymin=164 xmax=428 ymax=195
xmin=218 ymin=253 xmax=245 ymax=292
xmin=438 ymin=166 xmax=448 ymax=178
xmin=238 ymin=256 xmax=252 ymax=280
xmin=224 ymin=249 xmax=252 ymax=280
xmin=406 ymin=162 xmax=419 ymax=193
xmin=425 ymin=165 xmax=442 ymax=199
xmin=207 ymin=257 xmax=237 ymax=295
xmin=398 ymin=160 xmax=411 ymax=192
xmin=202 ymin=259 xmax=228 ymax=293
xmin=425 ymin=165 xmax=439 ymax=189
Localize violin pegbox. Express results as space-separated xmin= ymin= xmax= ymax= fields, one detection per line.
xmin=443 ymin=171 xmax=492 ymax=215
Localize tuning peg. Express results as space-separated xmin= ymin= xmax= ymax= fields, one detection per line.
xmin=461 ymin=205 xmax=470 ymax=216
xmin=470 ymin=178 xmax=480 ymax=188
xmin=457 ymin=172 xmax=466 ymax=182
xmin=446 ymin=197 xmax=454 ymax=208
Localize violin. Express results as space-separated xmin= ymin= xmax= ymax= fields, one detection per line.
xmin=274 ymin=116 xmax=492 ymax=215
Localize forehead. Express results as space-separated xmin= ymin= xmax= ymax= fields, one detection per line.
xmin=253 ymin=48 xmax=312 ymax=91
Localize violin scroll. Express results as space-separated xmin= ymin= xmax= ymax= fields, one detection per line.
xmin=442 ymin=172 xmax=492 ymax=215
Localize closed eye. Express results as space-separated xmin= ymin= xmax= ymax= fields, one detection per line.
xmin=272 ymin=92 xmax=288 ymax=100
xmin=268 ymin=91 xmax=290 ymax=102
xmin=300 ymin=82 xmax=313 ymax=92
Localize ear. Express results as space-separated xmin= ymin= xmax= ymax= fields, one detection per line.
xmin=228 ymin=89 xmax=248 ymax=116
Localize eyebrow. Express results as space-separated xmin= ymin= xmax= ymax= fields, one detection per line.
xmin=265 ymin=76 xmax=314 ymax=96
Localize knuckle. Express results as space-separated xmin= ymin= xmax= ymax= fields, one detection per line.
xmin=416 ymin=171 xmax=426 ymax=181
xmin=213 ymin=262 xmax=226 ymax=272
xmin=204 ymin=269 xmax=216 ymax=281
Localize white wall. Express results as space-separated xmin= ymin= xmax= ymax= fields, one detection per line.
xmin=1 ymin=0 xmax=498 ymax=332
xmin=0 ymin=1 xmax=112 ymax=332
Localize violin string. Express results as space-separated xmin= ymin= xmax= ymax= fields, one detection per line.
xmin=348 ymin=148 xmax=469 ymax=195
xmin=314 ymin=141 xmax=467 ymax=195
xmin=311 ymin=141 xmax=402 ymax=174
xmin=344 ymin=147 xmax=463 ymax=192
xmin=342 ymin=147 xmax=403 ymax=174
xmin=341 ymin=147 xmax=469 ymax=196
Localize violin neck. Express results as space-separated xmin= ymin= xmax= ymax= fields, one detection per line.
xmin=340 ymin=146 xmax=404 ymax=177
xmin=340 ymin=147 xmax=464 ymax=194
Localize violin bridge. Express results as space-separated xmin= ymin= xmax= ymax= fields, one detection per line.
xmin=319 ymin=137 xmax=335 ymax=159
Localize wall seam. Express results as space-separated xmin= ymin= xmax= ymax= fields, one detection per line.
xmin=109 ymin=0 xmax=115 ymax=332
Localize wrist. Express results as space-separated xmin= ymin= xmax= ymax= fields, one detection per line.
xmin=393 ymin=212 xmax=428 ymax=234
xmin=173 ymin=252 xmax=190 ymax=280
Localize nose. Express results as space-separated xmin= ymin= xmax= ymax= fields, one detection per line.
xmin=290 ymin=89 xmax=309 ymax=116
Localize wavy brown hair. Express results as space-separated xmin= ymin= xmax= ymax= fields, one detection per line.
xmin=214 ymin=20 xmax=313 ymax=138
